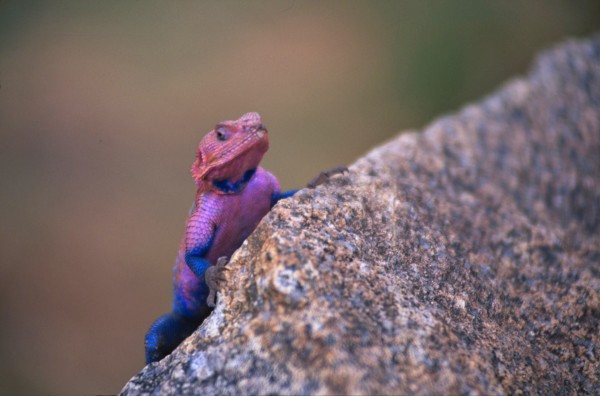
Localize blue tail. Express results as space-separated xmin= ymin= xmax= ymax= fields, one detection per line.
xmin=144 ymin=312 xmax=202 ymax=364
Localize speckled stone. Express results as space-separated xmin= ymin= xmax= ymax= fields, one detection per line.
xmin=122 ymin=35 xmax=600 ymax=395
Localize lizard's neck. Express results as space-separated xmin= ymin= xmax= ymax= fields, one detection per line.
xmin=209 ymin=168 xmax=256 ymax=194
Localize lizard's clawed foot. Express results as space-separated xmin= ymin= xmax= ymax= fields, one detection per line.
xmin=307 ymin=165 xmax=348 ymax=189
xmin=205 ymin=256 xmax=229 ymax=307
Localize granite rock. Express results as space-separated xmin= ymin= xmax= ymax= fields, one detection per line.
xmin=122 ymin=35 xmax=600 ymax=395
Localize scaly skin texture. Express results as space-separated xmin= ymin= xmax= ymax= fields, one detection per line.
xmin=145 ymin=112 xmax=296 ymax=364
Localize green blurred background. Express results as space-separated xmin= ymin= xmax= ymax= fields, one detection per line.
xmin=0 ymin=1 xmax=598 ymax=394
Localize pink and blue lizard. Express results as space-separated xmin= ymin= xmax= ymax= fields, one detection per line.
xmin=145 ymin=113 xmax=348 ymax=364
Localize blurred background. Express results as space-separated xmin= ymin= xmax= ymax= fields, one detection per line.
xmin=0 ymin=1 xmax=599 ymax=394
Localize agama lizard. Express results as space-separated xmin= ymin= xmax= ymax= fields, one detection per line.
xmin=144 ymin=112 xmax=346 ymax=364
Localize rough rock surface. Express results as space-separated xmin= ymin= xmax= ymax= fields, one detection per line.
xmin=122 ymin=35 xmax=600 ymax=395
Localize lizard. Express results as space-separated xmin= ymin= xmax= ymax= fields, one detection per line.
xmin=144 ymin=112 xmax=346 ymax=364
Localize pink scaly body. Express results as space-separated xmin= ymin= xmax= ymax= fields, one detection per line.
xmin=173 ymin=167 xmax=280 ymax=316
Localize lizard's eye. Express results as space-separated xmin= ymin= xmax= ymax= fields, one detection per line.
xmin=215 ymin=127 xmax=228 ymax=142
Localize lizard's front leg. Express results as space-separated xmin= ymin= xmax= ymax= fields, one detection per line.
xmin=205 ymin=256 xmax=229 ymax=307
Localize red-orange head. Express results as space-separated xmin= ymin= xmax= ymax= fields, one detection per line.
xmin=191 ymin=112 xmax=269 ymax=185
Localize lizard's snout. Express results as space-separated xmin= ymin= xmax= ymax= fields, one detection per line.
xmin=256 ymin=126 xmax=266 ymax=138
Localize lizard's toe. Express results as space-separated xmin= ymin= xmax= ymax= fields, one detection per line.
xmin=216 ymin=256 xmax=229 ymax=266
xmin=307 ymin=165 xmax=349 ymax=188
xmin=206 ymin=293 xmax=217 ymax=308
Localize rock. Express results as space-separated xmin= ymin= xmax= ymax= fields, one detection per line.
xmin=121 ymin=35 xmax=600 ymax=395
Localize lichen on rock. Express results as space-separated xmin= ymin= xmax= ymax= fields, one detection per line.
xmin=122 ymin=35 xmax=600 ymax=395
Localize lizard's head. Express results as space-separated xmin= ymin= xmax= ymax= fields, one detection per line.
xmin=191 ymin=112 xmax=269 ymax=185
